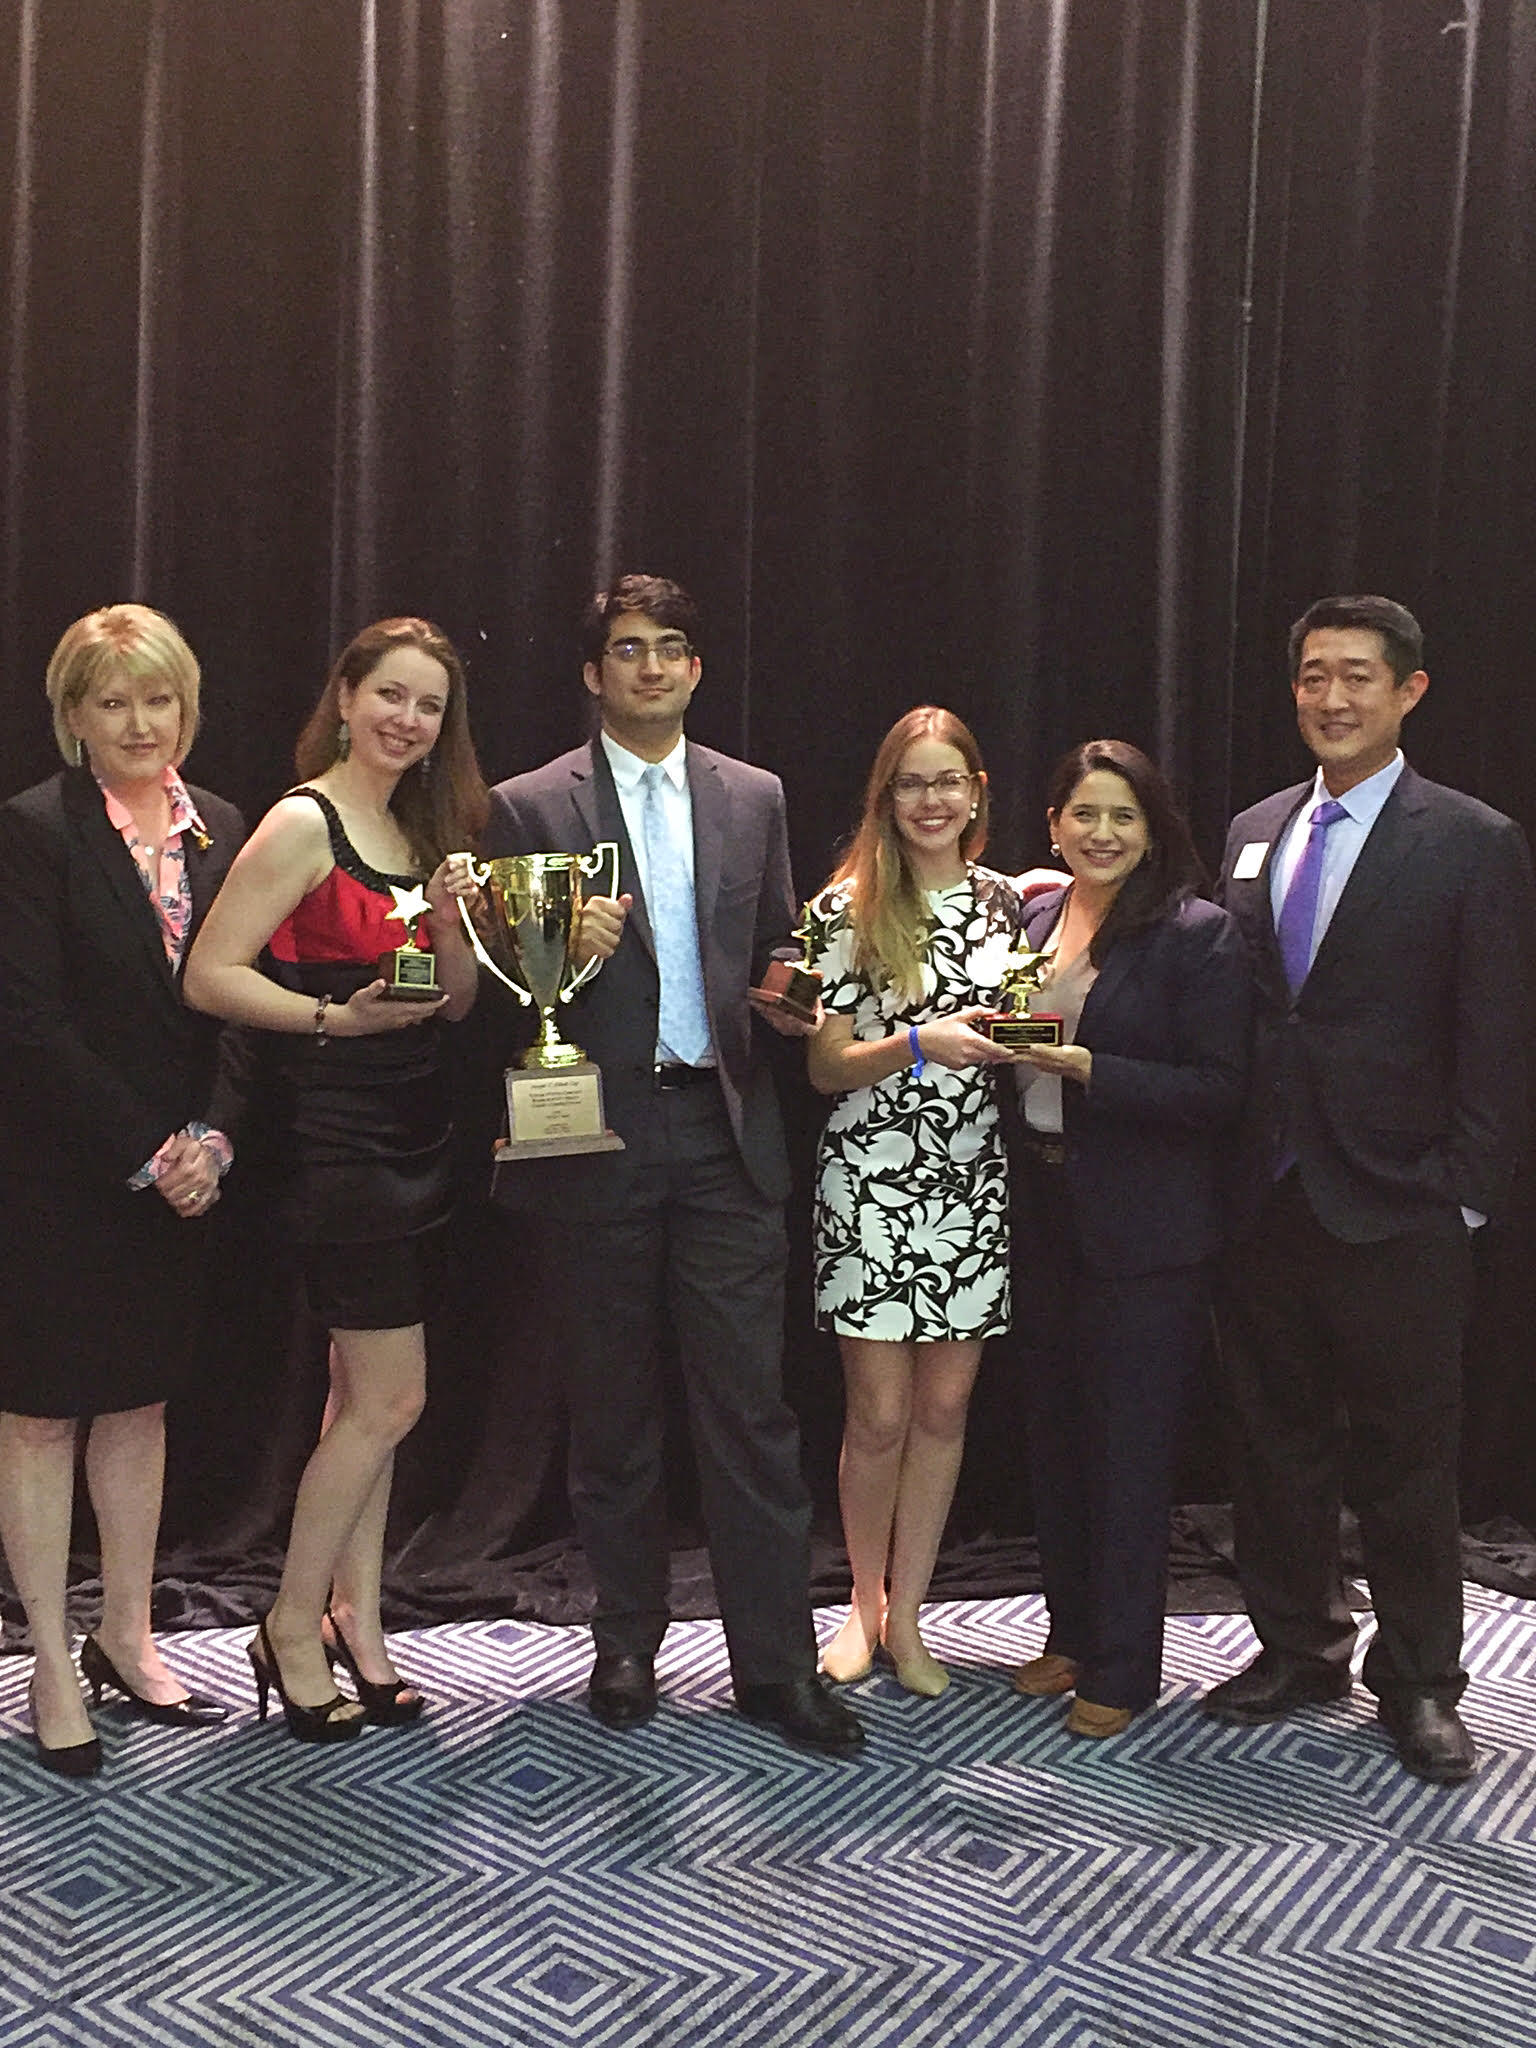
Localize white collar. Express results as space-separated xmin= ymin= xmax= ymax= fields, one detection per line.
xmin=601 ymin=729 xmax=688 ymax=793
xmin=1307 ymin=749 xmax=1404 ymax=828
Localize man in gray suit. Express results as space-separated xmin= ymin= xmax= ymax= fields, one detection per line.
xmin=1204 ymin=594 xmax=1535 ymax=1783
xmin=485 ymin=575 xmax=862 ymax=1756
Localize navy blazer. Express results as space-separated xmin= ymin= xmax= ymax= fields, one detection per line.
xmin=1219 ymin=764 xmax=1536 ymax=1242
xmin=483 ymin=737 xmax=797 ymax=1211
xmin=0 ymin=766 xmax=247 ymax=1187
xmin=1014 ymin=890 xmax=1251 ymax=1276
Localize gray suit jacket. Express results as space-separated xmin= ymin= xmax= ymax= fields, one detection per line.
xmin=1219 ymin=764 xmax=1536 ymax=1242
xmin=483 ymin=737 xmax=797 ymax=1212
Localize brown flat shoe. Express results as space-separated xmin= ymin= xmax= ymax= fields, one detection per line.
xmin=1012 ymin=1653 xmax=1080 ymax=1697
xmin=1067 ymin=1697 xmax=1133 ymax=1739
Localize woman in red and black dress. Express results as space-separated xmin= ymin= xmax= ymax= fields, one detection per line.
xmin=186 ymin=618 xmax=486 ymax=1741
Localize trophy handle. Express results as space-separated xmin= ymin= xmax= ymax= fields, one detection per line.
xmin=457 ymin=857 xmax=534 ymax=1006
xmin=559 ymin=840 xmax=621 ymax=1002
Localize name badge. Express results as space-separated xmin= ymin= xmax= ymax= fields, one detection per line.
xmin=1231 ymin=841 xmax=1269 ymax=881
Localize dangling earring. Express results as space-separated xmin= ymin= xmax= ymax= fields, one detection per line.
xmin=1049 ymin=842 xmax=1060 ymax=857
xmin=336 ymin=723 xmax=351 ymax=762
xmin=418 ymin=752 xmax=433 ymax=780
xmin=69 ymin=735 xmax=83 ymax=768
xmin=968 ymin=805 xmax=978 ymax=821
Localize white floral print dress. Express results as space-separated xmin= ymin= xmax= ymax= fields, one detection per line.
xmin=807 ymin=867 xmax=1023 ymax=1340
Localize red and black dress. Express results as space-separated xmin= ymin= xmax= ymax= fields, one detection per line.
xmin=258 ymin=787 xmax=451 ymax=1329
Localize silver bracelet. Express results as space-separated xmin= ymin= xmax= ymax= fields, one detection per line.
xmin=314 ymin=993 xmax=332 ymax=1040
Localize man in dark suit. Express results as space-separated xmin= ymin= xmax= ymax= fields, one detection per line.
xmin=484 ymin=574 xmax=862 ymax=1756
xmin=1204 ymin=594 xmax=1536 ymax=1782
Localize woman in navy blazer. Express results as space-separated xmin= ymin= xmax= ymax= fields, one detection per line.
xmin=1007 ymin=740 xmax=1249 ymax=1736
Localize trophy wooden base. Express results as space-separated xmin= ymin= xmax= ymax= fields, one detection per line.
xmin=751 ymin=958 xmax=823 ymax=1026
xmin=984 ymin=1012 xmax=1064 ymax=1049
xmin=495 ymin=1060 xmax=626 ymax=1160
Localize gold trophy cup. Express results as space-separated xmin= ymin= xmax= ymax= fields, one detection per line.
xmin=458 ymin=845 xmax=626 ymax=1158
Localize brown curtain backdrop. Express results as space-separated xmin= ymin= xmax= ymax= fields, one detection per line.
xmin=3 ymin=0 xmax=1533 ymax=1619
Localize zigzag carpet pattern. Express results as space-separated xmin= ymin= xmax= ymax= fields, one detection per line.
xmin=2 ymin=1586 xmax=1534 ymax=2048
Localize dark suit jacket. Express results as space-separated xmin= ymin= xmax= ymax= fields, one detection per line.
xmin=1015 ymin=890 xmax=1250 ymax=1276
xmin=483 ymin=737 xmax=797 ymax=1212
xmin=1218 ymin=764 xmax=1536 ymax=1242
xmin=0 ymin=767 xmax=247 ymax=1189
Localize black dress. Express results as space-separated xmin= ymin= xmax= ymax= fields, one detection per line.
xmin=251 ymin=789 xmax=452 ymax=1326
xmin=0 ymin=768 xmax=246 ymax=1418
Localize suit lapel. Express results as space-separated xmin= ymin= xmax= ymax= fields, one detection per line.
xmin=1226 ymin=785 xmax=1309 ymax=1002
xmin=1304 ymin=769 xmax=1428 ymax=991
xmin=687 ymin=744 xmax=727 ymax=936
xmin=64 ymin=768 xmax=174 ymax=995
xmin=581 ymin=740 xmax=655 ymax=960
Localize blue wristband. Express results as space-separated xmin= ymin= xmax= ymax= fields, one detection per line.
xmin=908 ymin=1024 xmax=925 ymax=1079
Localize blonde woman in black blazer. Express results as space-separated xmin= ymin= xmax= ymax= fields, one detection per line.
xmin=0 ymin=606 xmax=244 ymax=1776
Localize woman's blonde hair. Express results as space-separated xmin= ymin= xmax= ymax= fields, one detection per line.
xmin=829 ymin=705 xmax=989 ymax=1004
xmin=45 ymin=604 xmax=201 ymax=766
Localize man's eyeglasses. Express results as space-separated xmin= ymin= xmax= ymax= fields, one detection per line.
xmin=603 ymin=636 xmax=694 ymax=666
xmin=889 ymin=771 xmax=975 ymax=801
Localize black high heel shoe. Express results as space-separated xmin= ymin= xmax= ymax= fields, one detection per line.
xmin=80 ymin=1635 xmax=228 ymax=1727
xmin=323 ymin=1609 xmax=426 ymax=1726
xmin=248 ymin=1617 xmax=366 ymax=1744
xmin=28 ymin=1677 xmax=102 ymax=1779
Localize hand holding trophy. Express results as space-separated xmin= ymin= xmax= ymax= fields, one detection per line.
xmin=457 ymin=843 xmax=627 ymax=1157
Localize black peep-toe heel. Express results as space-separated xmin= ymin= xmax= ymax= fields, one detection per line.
xmin=248 ymin=1617 xmax=366 ymax=1744
xmin=323 ymin=1609 xmax=426 ymax=1726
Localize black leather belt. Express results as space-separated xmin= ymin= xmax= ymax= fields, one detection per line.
xmin=653 ymin=1063 xmax=718 ymax=1091
xmin=1018 ymin=1130 xmax=1067 ymax=1167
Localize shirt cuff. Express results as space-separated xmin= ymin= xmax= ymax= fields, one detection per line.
xmin=127 ymin=1131 xmax=182 ymax=1190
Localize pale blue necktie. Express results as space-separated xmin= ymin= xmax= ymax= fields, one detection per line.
xmin=1276 ymin=798 xmax=1348 ymax=995
xmin=641 ymin=763 xmax=711 ymax=1065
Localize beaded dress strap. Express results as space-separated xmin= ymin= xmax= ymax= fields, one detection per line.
xmin=285 ymin=786 xmax=419 ymax=891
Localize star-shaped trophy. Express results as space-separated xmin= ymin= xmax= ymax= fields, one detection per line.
xmin=378 ymin=881 xmax=444 ymax=1002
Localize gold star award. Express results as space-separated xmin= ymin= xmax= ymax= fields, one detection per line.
xmin=378 ymin=881 xmax=444 ymax=1002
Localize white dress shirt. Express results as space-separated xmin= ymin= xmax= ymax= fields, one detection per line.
xmin=601 ymin=730 xmax=695 ymax=904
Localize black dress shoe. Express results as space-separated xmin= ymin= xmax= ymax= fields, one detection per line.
xmin=588 ymin=1653 xmax=658 ymax=1729
xmin=1202 ymin=1653 xmax=1351 ymax=1724
xmin=735 ymin=1676 xmax=866 ymax=1757
xmin=1378 ymin=1695 xmax=1476 ymax=1784
xmin=79 ymin=1635 xmax=229 ymax=1727
xmin=28 ymin=1679 xmax=102 ymax=1779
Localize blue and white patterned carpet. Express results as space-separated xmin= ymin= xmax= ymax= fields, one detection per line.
xmin=2 ymin=1587 xmax=1534 ymax=2048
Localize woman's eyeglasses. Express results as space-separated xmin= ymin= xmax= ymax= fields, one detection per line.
xmin=889 ymin=771 xmax=975 ymax=801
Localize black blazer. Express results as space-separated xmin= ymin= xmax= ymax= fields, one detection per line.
xmin=1014 ymin=890 xmax=1251 ymax=1276
xmin=1218 ymin=765 xmax=1536 ymax=1242
xmin=0 ymin=767 xmax=247 ymax=1188
xmin=483 ymin=737 xmax=797 ymax=1210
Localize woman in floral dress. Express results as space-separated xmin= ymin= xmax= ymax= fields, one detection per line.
xmin=806 ymin=706 xmax=1025 ymax=1695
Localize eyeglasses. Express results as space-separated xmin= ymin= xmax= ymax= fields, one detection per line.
xmin=889 ymin=771 xmax=976 ymax=801
xmin=603 ymin=636 xmax=694 ymax=666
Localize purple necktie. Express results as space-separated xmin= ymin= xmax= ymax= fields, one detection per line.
xmin=1276 ymin=798 xmax=1347 ymax=994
